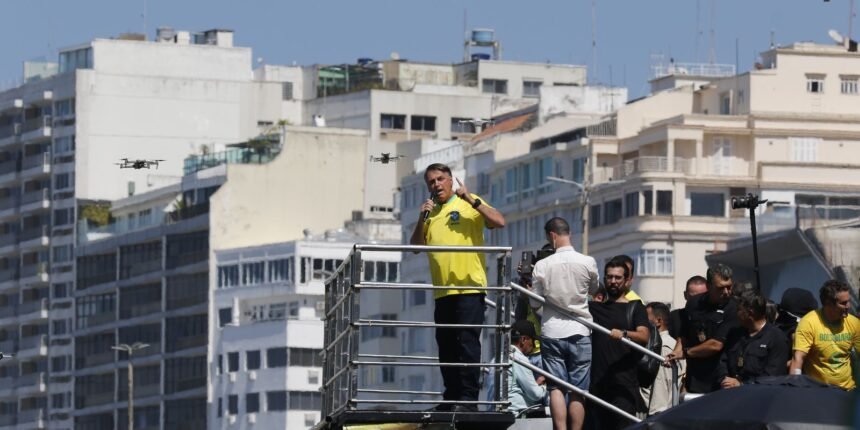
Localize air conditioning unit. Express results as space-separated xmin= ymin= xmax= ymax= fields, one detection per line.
xmin=228 ymin=373 xmax=237 ymax=382
xmin=315 ymin=301 xmax=326 ymax=312
xmin=249 ymin=370 xmax=257 ymax=381
xmin=228 ymin=415 xmax=236 ymax=424
xmin=247 ymin=413 xmax=257 ymax=424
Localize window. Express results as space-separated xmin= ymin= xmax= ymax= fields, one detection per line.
xmin=247 ymin=350 xmax=261 ymax=370
xmin=505 ymin=168 xmax=518 ymax=203
xmin=637 ymin=249 xmax=674 ymax=276
xmin=164 ymin=356 xmax=206 ymax=394
xmin=451 ymin=117 xmax=476 ymax=133
xmin=289 ymin=348 xmax=323 ymax=367
xmin=590 ymin=205 xmax=601 ymax=228
xmin=841 ymin=76 xmax=859 ymax=94
xmin=410 ymin=115 xmax=436 ymax=132
xmin=482 ymin=79 xmax=508 ymax=94
xmin=267 ymin=391 xmax=287 ymax=411
xmin=53 ymin=282 xmax=70 ymax=299
xmin=54 ymin=207 xmax=74 ymax=226
xmin=54 ymin=98 xmax=75 ymax=117
xmin=308 ymin=370 xmax=320 ymax=385
xmin=690 ymin=192 xmax=725 ymax=217
xmin=790 ymin=137 xmax=820 ymax=162
xmin=52 ymin=355 xmax=70 ymax=372
xmin=52 ymin=319 xmax=68 ymax=335
xmin=410 ymin=290 xmax=426 ymax=306
xmin=54 ymin=136 xmax=75 ymax=154
xmin=59 ymin=47 xmax=93 ymax=73
xmin=382 ymin=366 xmax=395 ymax=383
xmin=604 ymin=198 xmax=623 ymax=225
xmin=242 ymin=261 xmax=265 ymax=286
xmin=572 ymin=158 xmax=586 ymax=184
xmin=267 ymin=347 xmax=287 ymax=368
xmin=119 ymin=283 xmax=161 ymax=319
xmin=217 ymin=308 xmax=231 ymax=328
xmin=380 ymin=114 xmax=406 ymax=129
xmin=656 ymin=190 xmax=673 ymax=215
xmin=75 ymin=293 xmax=116 ymax=329
xmin=712 ymin=137 xmax=732 ymax=175
xmin=217 ymin=265 xmax=239 ymax=288
xmin=806 ymin=74 xmax=825 ymax=93
xmin=625 ymin=192 xmax=639 ymax=217
xmin=719 ymin=92 xmax=731 ymax=115
xmin=166 ymin=272 xmax=208 ymax=310
xmin=523 ymin=80 xmax=542 ymax=97
xmin=361 ymin=314 xmax=397 ymax=340
xmin=537 ymin=157 xmax=554 ymax=193
xmin=165 ymin=314 xmax=207 ymax=352
xmin=281 ymin=82 xmax=294 ymax=100
xmin=52 ymin=244 xmax=73 ymax=264
xmin=226 ymin=395 xmax=238 ymax=415
xmin=54 ymin=173 xmax=72 ymax=190
xmin=269 ymin=258 xmax=292 ymax=283
xmin=288 ymin=391 xmax=321 ymax=410
xmin=165 ymin=230 xmax=208 ymax=269
xmin=246 ymin=393 xmax=260 ymax=413
xmin=227 ymin=352 xmax=239 ymax=373
xmin=520 ymin=163 xmax=533 ymax=196
xmin=407 ymin=330 xmax=427 ymax=353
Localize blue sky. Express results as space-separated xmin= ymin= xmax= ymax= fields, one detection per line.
xmin=0 ymin=0 xmax=855 ymax=97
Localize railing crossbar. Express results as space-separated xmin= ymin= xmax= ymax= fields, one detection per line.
xmin=354 ymin=320 xmax=509 ymax=329
xmin=353 ymin=360 xmax=510 ymax=368
xmin=357 ymin=389 xmax=442 ymax=396
xmin=356 ymin=282 xmax=509 ymax=291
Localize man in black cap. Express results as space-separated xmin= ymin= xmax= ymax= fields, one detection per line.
xmin=774 ymin=288 xmax=819 ymax=347
xmin=507 ymin=320 xmax=547 ymax=415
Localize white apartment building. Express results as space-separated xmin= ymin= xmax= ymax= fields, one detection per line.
xmin=486 ymin=41 xmax=860 ymax=308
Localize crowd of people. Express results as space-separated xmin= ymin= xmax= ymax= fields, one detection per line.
xmin=411 ymin=162 xmax=859 ymax=429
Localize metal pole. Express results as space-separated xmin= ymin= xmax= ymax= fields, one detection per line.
xmin=128 ymin=352 xmax=134 ymax=430
xmin=512 ymin=356 xmax=640 ymax=423
xmin=749 ymin=204 xmax=762 ymax=291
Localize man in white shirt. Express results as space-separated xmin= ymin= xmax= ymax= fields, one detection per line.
xmin=530 ymin=217 xmax=598 ymax=430
xmin=642 ymin=302 xmax=683 ymax=415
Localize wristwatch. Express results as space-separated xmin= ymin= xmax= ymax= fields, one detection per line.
xmin=622 ymin=330 xmax=629 ymax=339
xmin=471 ymin=198 xmax=482 ymax=209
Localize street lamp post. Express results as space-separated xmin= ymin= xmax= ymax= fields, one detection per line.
xmin=112 ymin=342 xmax=150 ymax=430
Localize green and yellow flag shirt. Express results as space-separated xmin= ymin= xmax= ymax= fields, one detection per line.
xmin=793 ymin=310 xmax=860 ymax=390
xmin=424 ymin=194 xmax=492 ymax=300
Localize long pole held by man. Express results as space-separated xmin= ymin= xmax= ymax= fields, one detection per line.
xmin=410 ymin=163 xmax=505 ymax=412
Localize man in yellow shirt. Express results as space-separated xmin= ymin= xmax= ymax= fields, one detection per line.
xmin=790 ymin=280 xmax=860 ymax=390
xmin=410 ymin=163 xmax=506 ymax=411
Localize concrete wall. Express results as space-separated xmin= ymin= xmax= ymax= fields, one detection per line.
xmin=208 ymin=126 xmax=368 ymax=251
xmin=91 ymin=39 xmax=252 ymax=81
xmin=477 ymin=61 xmax=587 ymax=99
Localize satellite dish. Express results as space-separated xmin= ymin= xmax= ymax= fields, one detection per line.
xmin=828 ymin=29 xmax=845 ymax=45
xmin=390 ymin=51 xmax=400 ymax=61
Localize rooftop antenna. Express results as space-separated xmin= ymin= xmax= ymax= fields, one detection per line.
xmin=591 ymin=0 xmax=598 ymax=83
xmin=695 ymin=0 xmax=702 ymax=62
xmin=142 ymin=0 xmax=147 ymax=38
xmin=770 ymin=29 xmax=775 ymax=49
xmin=708 ymin=0 xmax=716 ymax=64
xmin=850 ymin=0 xmax=856 ymax=40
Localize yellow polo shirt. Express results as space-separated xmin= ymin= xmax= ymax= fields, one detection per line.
xmin=794 ymin=310 xmax=860 ymax=390
xmin=424 ymin=194 xmax=492 ymax=299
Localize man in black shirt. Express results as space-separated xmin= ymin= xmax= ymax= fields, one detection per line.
xmin=588 ymin=258 xmax=650 ymax=430
xmin=717 ymin=292 xmax=789 ymax=388
xmin=668 ymin=264 xmax=740 ymax=394
xmin=669 ymin=275 xmax=707 ymax=339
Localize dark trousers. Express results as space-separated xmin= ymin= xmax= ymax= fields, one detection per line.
xmin=585 ymin=384 xmax=638 ymax=430
xmin=434 ymin=293 xmax=485 ymax=401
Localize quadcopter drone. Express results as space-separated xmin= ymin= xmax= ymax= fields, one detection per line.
xmin=369 ymin=153 xmax=406 ymax=164
xmin=116 ymin=158 xmax=164 ymax=170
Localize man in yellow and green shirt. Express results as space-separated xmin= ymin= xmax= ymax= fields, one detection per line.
xmin=410 ymin=163 xmax=506 ymax=411
xmin=790 ymin=280 xmax=860 ymax=390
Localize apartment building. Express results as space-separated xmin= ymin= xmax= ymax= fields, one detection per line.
xmin=485 ymin=41 xmax=860 ymax=307
xmin=209 ymin=225 xmax=401 ymax=429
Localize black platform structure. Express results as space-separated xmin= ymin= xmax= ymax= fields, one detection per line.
xmin=318 ymin=244 xmax=515 ymax=430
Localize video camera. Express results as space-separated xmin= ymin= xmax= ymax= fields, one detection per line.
xmin=519 ymin=246 xmax=554 ymax=279
xmin=731 ymin=193 xmax=766 ymax=210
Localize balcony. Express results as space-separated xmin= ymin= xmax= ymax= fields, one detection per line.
xmin=0 ymin=232 xmax=16 ymax=254
xmin=19 ymin=225 xmax=49 ymax=248
xmin=0 ymin=376 xmax=13 ymax=398
xmin=619 ymin=156 xmax=693 ymax=178
xmin=20 ymin=152 xmax=50 ymax=177
xmin=17 ymin=335 xmax=47 ymax=359
xmin=20 ymin=189 xmax=49 ymax=212
xmin=170 ymin=334 xmax=206 ymax=352
xmin=0 ymin=198 xmax=16 ymax=219
xmin=0 ymin=413 xmax=15 ymax=427
xmin=119 ymin=260 xmax=162 ymax=280
xmin=86 ymin=312 xmax=116 ymax=328
xmin=17 ymin=298 xmax=48 ymax=321
xmin=21 ymin=116 xmax=51 ymax=141
xmin=0 ymin=339 xmax=16 ymax=353
xmin=76 ymin=351 xmax=114 ymax=370
xmin=78 ymin=391 xmax=114 ymax=409
xmin=166 ymin=250 xmax=207 ymax=270
xmin=17 ymin=408 xmax=45 ymax=426
xmin=122 ymin=302 xmax=161 ymax=319
xmin=0 ymin=159 xmax=19 ymax=183
xmin=0 ymin=268 xmax=17 ymax=291
xmin=15 ymin=371 xmax=45 ymax=389
xmin=119 ymin=382 xmax=160 ymax=401
xmin=0 ymin=123 xmax=21 ymax=147
xmin=19 ymin=262 xmax=48 ymax=284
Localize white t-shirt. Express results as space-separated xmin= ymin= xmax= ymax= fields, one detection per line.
xmin=530 ymin=246 xmax=598 ymax=339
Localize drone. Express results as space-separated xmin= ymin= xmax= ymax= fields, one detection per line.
xmin=370 ymin=153 xmax=406 ymax=164
xmin=116 ymin=158 xmax=164 ymax=170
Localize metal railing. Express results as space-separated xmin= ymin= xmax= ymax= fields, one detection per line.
xmin=510 ymin=282 xmax=680 ymax=414
xmin=22 ymin=152 xmax=50 ymax=170
xmin=320 ymin=244 xmax=513 ymax=424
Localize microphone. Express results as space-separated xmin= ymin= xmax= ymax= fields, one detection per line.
xmin=422 ymin=192 xmax=438 ymax=221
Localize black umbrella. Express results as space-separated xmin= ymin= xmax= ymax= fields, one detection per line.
xmin=627 ymin=375 xmax=854 ymax=430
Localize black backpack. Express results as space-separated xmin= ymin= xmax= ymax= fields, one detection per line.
xmin=626 ymin=301 xmax=662 ymax=389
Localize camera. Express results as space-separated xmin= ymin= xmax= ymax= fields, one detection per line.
xmin=731 ymin=193 xmax=767 ymax=210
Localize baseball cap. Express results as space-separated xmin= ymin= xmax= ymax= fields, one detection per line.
xmin=511 ymin=320 xmax=537 ymax=340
